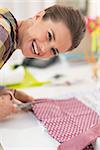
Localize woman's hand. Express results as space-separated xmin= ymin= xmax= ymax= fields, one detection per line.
xmin=0 ymin=94 xmax=17 ymax=121
xmin=0 ymin=87 xmax=35 ymax=121
xmin=13 ymin=89 xmax=35 ymax=103
xmin=0 ymin=87 xmax=35 ymax=103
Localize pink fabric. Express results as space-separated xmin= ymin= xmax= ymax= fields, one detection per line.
xmin=58 ymin=124 xmax=100 ymax=150
xmin=32 ymin=97 xmax=100 ymax=150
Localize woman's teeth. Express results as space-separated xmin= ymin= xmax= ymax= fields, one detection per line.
xmin=32 ymin=41 xmax=39 ymax=55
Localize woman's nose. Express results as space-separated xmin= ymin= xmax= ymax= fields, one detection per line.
xmin=40 ymin=42 xmax=51 ymax=53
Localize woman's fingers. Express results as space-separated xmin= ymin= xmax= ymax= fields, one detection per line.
xmin=0 ymin=88 xmax=35 ymax=121
xmin=0 ymin=96 xmax=13 ymax=120
xmin=14 ymin=90 xmax=35 ymax=103
xmin=0 ymin=88 xmax=35 ymax=103
xmin=0 ymin=94 xmax=21 ymax=121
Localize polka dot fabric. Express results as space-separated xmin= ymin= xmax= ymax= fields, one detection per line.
xmin=32 ymin=97 xmax=100 ymax=150
xmin=83 ymin=144 xmax=94 ymax=150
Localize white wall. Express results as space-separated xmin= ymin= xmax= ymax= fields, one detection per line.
xmin=0 ymin=0 xmax=44 ymax=19
xmin=44 ymin=0 xmax=56 ymax=8
xmin=0 ymin=0 xmax=56 ymax=19
xmin=87 ymin=0 xmax=100 ymax=18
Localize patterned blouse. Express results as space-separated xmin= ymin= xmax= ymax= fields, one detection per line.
xmin=0 ymin=8 xmax=18 ymax=69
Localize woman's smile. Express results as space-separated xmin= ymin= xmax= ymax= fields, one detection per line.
xmin=32 ymin=41 xmax=39 ymax=55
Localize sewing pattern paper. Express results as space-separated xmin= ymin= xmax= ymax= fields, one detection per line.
xmin=32 ymin=97 xmax=100 ymax=149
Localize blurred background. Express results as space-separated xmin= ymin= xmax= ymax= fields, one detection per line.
xmin=0 ymin=0 xmax=100 ymax=88
xmin=0 ymin=0 xmax=100 ymax=63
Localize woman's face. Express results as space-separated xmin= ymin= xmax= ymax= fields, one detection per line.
xmin=18 ymin=11 xmax=72 ymax=59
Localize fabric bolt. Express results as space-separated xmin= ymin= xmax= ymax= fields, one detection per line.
xmin=0 ymin=8 xmax=18 ymax=69
xmin=83 ymin=144 xmax=94 ymax=150
xmin=58 ymin=123 xmax=100 ymax=150
xmin=58 ymin=143 xmax=94 ymax=150
xmin=32 ymin=97 xmax=100 ymax=150
xmin=7 ymin=68 xmax=49 ymax=89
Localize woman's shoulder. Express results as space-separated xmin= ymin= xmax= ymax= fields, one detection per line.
xmin=0 ymin=8 xmax=18 ymax=69
xmin=0 ymin=7 xmax=17 ymax=27
xmin=0 ymin=8 xmax=9 ymax=14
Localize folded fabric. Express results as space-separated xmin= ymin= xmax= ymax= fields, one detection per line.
xmin=7 ymin=67 xmax=50 ymax=89
xmin=58 ymin=124 xmax=100 ymax=150
xmin=32 ymin=98 xmax=100 ymax=150
xmin=0 ymin=66 xmax=24 ymax=85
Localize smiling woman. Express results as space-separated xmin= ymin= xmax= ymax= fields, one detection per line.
xmin=17 ymin=5 xmax=86 ymax=59
xmin=0 ymin=4 xmax=86 ymax=120
xmin=0 ymin=4 xmax=86 ymax=69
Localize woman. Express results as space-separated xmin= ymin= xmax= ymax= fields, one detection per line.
xmin=0 ymin=4 xmax=86 ymax=120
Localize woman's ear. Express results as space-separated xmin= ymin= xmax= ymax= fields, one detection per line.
xmin=34 ymin=10 xmax=45 ymax=21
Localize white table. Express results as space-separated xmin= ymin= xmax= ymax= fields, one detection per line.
xmin=0 ymin=62 xmax=100 ymax=150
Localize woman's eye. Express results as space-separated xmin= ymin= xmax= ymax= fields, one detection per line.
xmin=51 ymin=48 xmax=57 ymax=56
xmin=48 ymin=32 xmax=52 ymax=41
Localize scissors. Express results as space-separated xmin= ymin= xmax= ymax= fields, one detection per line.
xmin=18 ymin=99 xmax=50 ymax=110
xmin=15 ymin=99 xmax=50 ymax=111
xmin=0 ymin=88 xmax=49 ymax=111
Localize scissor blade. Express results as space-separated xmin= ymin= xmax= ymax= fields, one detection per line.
xmin=17 ymin=102 xmax=33 ymax=110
